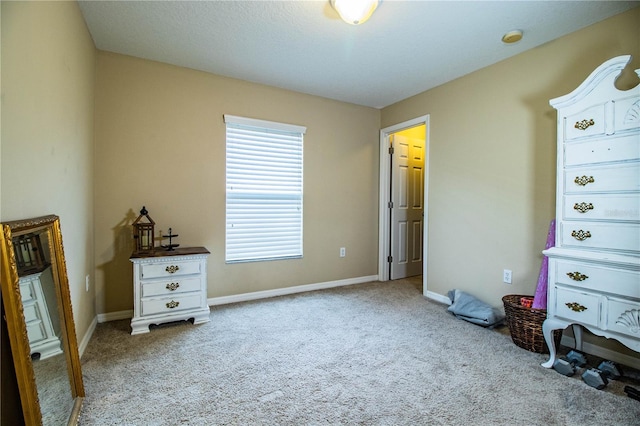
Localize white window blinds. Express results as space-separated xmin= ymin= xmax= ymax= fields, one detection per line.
xmin=224 ymin=115 xmax=306 ymax=263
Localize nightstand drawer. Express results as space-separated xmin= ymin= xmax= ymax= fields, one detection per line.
xmin=563 ymin=194 xmax=640 ymax=221
xmin=554 ymin=286 xmax=600 ymax=327
xmin=141 ymin=277 xmax=201 ymax=297
xmin=140 ymin=260 xmax=202 ymax=279
xmin=559 ymin=221 xmax=640 ymax=253
xmin=555 ymin=261 xmax=640 ymax=299
xmin=141 ymin=294 xmax=203 ymax=316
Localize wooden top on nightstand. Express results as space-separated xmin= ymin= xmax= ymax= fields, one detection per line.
xmin=129 ymin=246 xmax=210 ymax=259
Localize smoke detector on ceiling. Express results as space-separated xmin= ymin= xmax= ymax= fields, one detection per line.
xmin=502 ymin=30 xmax=523 ymax=44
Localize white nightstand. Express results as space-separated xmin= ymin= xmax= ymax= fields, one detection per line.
xmin=129 ymin=247 xmax=210 ymax=335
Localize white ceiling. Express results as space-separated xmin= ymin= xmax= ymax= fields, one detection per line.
xmin=78 ymin=1 xmax=639 ymax=109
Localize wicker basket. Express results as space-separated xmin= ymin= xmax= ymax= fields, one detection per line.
xmin=502 ymin=294 xmax=561 ymax=354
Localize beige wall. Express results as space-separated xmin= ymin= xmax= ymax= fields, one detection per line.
xmin=94 ymin=52 xmax=381 ymax=314
xmin=1 ymin=2 xmax=96 ymax=341
xmin=2 ymin=1 xmax=638 ymax=363
xmin=381 ymin=8 xmax=640 ymax=356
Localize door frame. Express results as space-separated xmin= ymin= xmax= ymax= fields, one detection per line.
xmin=378 ymin=115 xmax=430 ymax=295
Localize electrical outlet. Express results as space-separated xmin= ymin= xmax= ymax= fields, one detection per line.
xmin=340 ymin=247 xmax=346 ymax=257
xmin=503 ymin=269 xmax=512 ymax=284
xmin=85 ymin=275 xmax=90 ymax=292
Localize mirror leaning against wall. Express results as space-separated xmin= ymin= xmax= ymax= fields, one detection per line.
xmin=0 ymin=215 xmax=84 ymax=425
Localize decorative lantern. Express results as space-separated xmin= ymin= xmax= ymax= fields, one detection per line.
xmin=13 ymin=232 xmax=48 ymax=276
xmin=132 ymin=206 xmax=155 ymax=254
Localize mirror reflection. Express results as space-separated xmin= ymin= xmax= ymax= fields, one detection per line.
xmin=13 ymin=228 xmax=74 ymax=425
xmin=1 ymin=215 xmax=84 ymax=426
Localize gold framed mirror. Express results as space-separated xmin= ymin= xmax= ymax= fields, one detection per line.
xmin=0 ymin=215 xmax=84 ymax=425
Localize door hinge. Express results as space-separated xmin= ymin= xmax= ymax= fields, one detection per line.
xmin=387 ymin=255 xmax=393 ymax=263
xmin=389 ymin=146 xmax=394 ymax=154
xmin=388 ymin=201 xmax=393 ymax=209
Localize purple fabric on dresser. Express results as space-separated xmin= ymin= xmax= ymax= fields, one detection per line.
xmin=532 ymin=219 xmax=556 ymax=310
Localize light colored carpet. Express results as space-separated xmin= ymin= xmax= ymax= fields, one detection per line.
xmin=33 ymin=352 xmax=74 ymax=425
xmin=79 ymin=279 xmax=640 ymax=425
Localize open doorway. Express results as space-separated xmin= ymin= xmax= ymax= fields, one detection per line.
xmin=378 ymin=116 xmax=429 ymax=295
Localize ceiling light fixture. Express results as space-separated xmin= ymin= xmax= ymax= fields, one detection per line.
xmin=331 ymin=0 xmax=380 ymax=25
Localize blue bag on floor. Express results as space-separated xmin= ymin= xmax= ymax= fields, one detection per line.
xmin=447 ymin=289 xmax=504 ymax=328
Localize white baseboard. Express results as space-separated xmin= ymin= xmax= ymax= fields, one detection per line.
xmin=97 ymin=309 xmax=133 ymax=323
xmin=78 ymin=315 xmax=98 ymax=358
xmin=561 ymin=335 xmax=640 ymax=370
xmin=208 ymin=275 xmax=379 ymax=306
xmin=95 ymin=276 xmax=378 ymax=321
xmin=425 ymin=290 xmax=451 ymax=305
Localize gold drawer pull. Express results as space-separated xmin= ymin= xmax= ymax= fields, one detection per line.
xmin=165 ymin=265 xmax=180 ymax=274
xmin=574 ymin=119 xmax=594 ymax=130
xmin=166 ymin=282 xmax=180 ymax=291
xmin=574 ymin=176 xmax=595 ymax=186
xmin=166 ymin=300 xmax=180 ymax=309
xmin=567 ymin=272 xmax=589 ymax=282
xmin=573 ymin=202 xmax=594 ymax=214
xmin=566 ymin=302 xmax=587 ymax=312
xmin=571 ymin=230 xmax=591 ymax=241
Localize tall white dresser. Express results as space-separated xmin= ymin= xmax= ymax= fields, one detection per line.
xmin=130 ymin=247 xmax=210 ymax=335
xmin=19 ymin=267 xmax=62 ymax=360
xmin=541 ymin=55 xmax=640 ymax=368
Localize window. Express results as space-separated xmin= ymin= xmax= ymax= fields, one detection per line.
xmin=224 ymin=115 xmax=306 ymax=263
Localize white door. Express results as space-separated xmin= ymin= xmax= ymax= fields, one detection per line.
xmin=390 ymin=130 xmax=424 ymax=279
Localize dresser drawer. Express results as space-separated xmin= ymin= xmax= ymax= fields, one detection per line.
xmin=22 ymin=302 xmax=41 ymax=323
xmin=140 ymin=260 xmax=202 ymax=279
xmin=563 ymin=194 xmax=640 ymax=221
xmin=606 ymin=297 xmax=640 ymax=338
xmin=564 ymin=163 xmax=640 ymax=194
xmin=141 ymin=294 xmax=203 ymax=316
xmin=614 ymin=95 xmax=640 ymax=133
xmin=555 ymin=261 xmax=640 ymax=299
xmin=554 ymin=286 xmax=600 ymax=327
xmin=564 ymin=103 xmax=606 ymax=141
xmin=559 ymin=221 xmax=640 ymax=253
xmin=19 ymin=282 xmax=35 ymax=302
xmin=141 ymin=277 xmax=201 ymax=298
xmin=26 ymin=320 xmax=46 ymax=343
xmin=564 ymin=134 xmax=640 ymax=166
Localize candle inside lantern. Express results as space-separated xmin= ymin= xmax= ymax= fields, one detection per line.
xmin=20 ymin=244 xmax=32 ymax=265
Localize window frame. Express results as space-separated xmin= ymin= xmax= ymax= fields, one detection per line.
xmin=224 ymin=114 xmax=306 ymax=263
